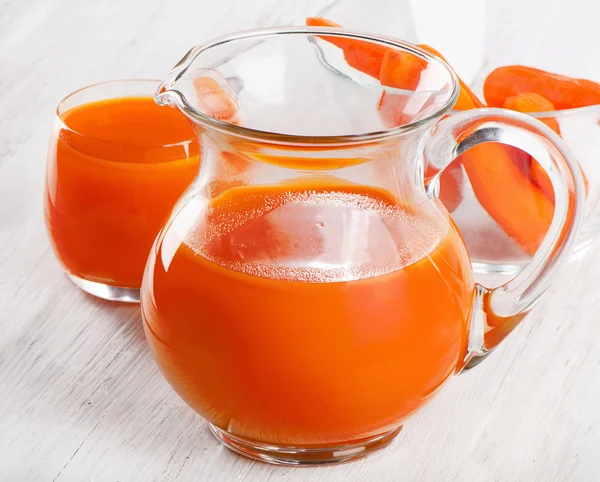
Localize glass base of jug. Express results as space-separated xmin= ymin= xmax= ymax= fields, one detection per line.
xmin=67 ymin=274 xmax=140 ymax=303
xmin=209 ymin=424 xmax=403 ymax=465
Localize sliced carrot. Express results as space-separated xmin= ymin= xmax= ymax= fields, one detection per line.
xmin=379 ymin=48 xmax=427 ymax=90
xmin=503 ymin=92 xmax=560 ymax=133
xmin=193 ymin=76 xmax=239 ymax=124
xmin=416 ymin=47 xmax=553 ymax=254
xmin=376 ymin=44 xmax=476 ymax=127
xmin=423 ymin=162 xmax=464 ymax=214
xmin=416 ymin=44 xmax=484 ymax=110
xmin=306 ymin=17 xmax=387 ymax=78
xmin=508 ymin=146 xmax=534 ymax=181
xmin=530 ymin=163 xmax=556 ymax=204
xmin=503 ymin=93 xmax=557 ymax=203
xmin=460 ymin=144 xmax=554 ymax=255
xmin=484 ymin=65 xmax=600 ymax=110
xmin=377 ymin=50 xmax=428 ymax=128
xmin=193 ymin=77 xmax=246 ymax=194
xmin=503 ymin=92 xmax=588 ymax=203
xmin=305 ymin=17 xmax=345 ymax=47
xmin=439 ymin=162 xmax=464 ymax=213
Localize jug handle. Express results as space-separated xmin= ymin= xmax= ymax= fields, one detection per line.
xmin=423 ymin=108 xmax=585 ymax=371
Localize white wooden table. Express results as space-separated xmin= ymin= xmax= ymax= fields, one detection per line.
xmin=1 ymin=0 xmax=599 ymax=480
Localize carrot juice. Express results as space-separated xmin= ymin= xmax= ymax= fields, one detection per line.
xmin=45 ymin=94 xmax=199 ymax=289
xmin=142 ymin=181 xmax=474 ymax=445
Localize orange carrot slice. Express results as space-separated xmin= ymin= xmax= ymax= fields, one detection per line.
xmin=503 ymin=93 xmax=558 ymax=203
xmin=462 ymin=144 xmax=554 ymax=255
xmin=193 ymin=76 xmax=239 ymax=124
xmin=416 ymin=48 xmax=553 ymax=254
xmin=422 ymin=162 xmax=464 ymax=214
xmin=503 ymin=92 xmax=560 ymax=133
xmin=484 ymin=65 xmax=600 ymax=110
xmin=531 ymin=164 xmax=557 ymax=204
xmin=306 ymin=17 xmax=387 ymax=78
xmin=379 ymin=48 xmax=427 ymax=90
xmin=377 ymin=49 xmax=428 ymax=128
xmin=439 ymin=162 xmax=464 ymax=213
xmin=503 ymin=91 xmax=588 ymax=204
xmin=417 ymin=44 xmax=485 ymax=110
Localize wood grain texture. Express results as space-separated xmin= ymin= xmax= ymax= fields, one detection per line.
xmin=1 ymin=0 xmax=599 ymax=480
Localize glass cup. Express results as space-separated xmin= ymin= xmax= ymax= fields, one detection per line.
xmin=44 ymin=80 xmax=200 ymax=302
xmin=141 ymin=27 xmax=583 ymax=465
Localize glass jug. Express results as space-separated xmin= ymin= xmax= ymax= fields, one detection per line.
xmin=141 ymin=27 xmax=584 ymax=465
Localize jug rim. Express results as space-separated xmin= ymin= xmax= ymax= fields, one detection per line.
xmin=157 ymin=27 xmax=460 ymax=146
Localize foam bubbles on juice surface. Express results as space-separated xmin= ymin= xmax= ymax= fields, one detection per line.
xmin=186 ymin=188 xmax=448 ymax=282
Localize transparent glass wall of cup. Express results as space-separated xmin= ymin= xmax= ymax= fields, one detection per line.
xmin=314 ymin=0 xmax=600 ymax=276
xmin=141 ymin=27 xmax=583 ymax=465
xmin=44 ymin=80 xmax=200 ymax=302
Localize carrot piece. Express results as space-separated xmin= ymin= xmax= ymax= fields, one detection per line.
xmin=423 ymin=162 xmax=464 ymax=213
xmin=376 ymin=44 xmax=480 ymax=126
xmin=376 ymin=50 xmax=429 ymax=128
xmin=503 ymin=92 xmax=560 ymax=133
xmin=484 ymin=65 xmax=600 ymax=110
xmin=503 ymin=93 xmax=558 ymax=203
xmin=417 ymin=44 xmax=485 ymax=110
xmin=305 ymin=17 xmax=344 ymax=45
xmin=417 ymin=47 xmax=553 ymax=254
xmin=306 ymin=17 xmax=387 ymax=78
xmin=439 ymin=162 xmax=464 ymax=213
xmin=503 ymin=92 xmax=588 ymax=203
xmin=193 ymin=76 xmax=239 ymax=124
xmin=379 ymin=48 xmax=427 ymax=90
xmin=460 ymin=144 xmax=554 ymax=255
xmin=530 ymin=163 xmax=556 ymax=204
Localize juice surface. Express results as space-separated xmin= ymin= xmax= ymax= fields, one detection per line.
xmin=45 ymin=97 xmax=199 ymax=288
xmin=142 ymin=182 xmax=474 ymax=445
